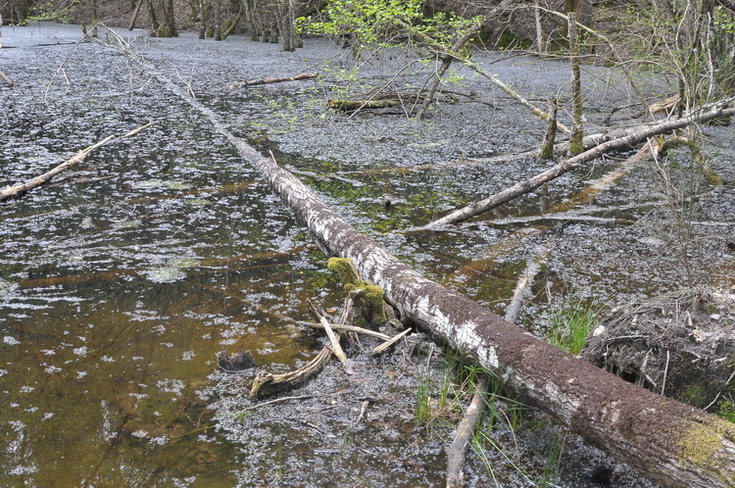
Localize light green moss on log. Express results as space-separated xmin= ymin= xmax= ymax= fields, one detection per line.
xmin=327 ymin=257 xmax=361 ymax=285
xmin=327 ymin=257 xmax=387 ymax=325
xmin=677 ymin=417 xmax=735 ymax=472
xmin=348 ymin=283 xmax=387 ymax=324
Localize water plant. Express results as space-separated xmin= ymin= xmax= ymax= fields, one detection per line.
xmin=547 ymin=297 xmax=601 ymax=355
xmin=539 ymin=430 xmax=566 ymax=487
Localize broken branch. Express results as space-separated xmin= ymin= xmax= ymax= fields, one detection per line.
xmin=248 ymin=345 xmax=332 ymax=399
xmin=1 ymin=121 xmax=154 ymax=202
xmin=419 ymin=101 xmax=735 ymax=229
xmin=308 ymin=299 xmax=347 ymax=364
xmin=227 ymin=72 xmax=319 ymax=89
xmin=297 ymin=320 xmax=391 ymax=341
xmin=445 ymin=374 xmax=489 ymax=488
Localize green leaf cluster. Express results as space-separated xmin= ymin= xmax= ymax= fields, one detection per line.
xmin=298 ymin=0 xmax=482 ymax=58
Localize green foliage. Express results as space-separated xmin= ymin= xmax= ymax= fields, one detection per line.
xmin=683 ymin=384 xmax=708 ymax=408
xmin=539 ymin=431 xmax=566 ymax=487
xmin=547 ymin=298 xmax=600 ymax=355
xmin=716 ymin=401 xmax=735 ymax=423
xmin=298 ymin=0 xmax=482 ymax=60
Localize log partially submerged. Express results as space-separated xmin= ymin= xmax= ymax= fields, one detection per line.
xmin=130 ymin=47 xmax=735 ymax=487
xmin=420 ymin=100 xmax=735 ymax=230
xmin=255 ymin=141 xmax=735 ymax=488
xmin=0 ymin=122 xmax=153 ymax=202
xmin=227 ymin=72 xmax=319 ymax=89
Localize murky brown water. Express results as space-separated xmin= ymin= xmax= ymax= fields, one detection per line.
xmin=1 ymin=22 xmax=734 ymax=487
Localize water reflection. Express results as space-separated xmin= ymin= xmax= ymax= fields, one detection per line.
xmin=0 ymin=23 xmax=328 ymax=487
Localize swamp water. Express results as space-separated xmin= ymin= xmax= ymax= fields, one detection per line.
xmin=1 ymin=22 xmax=734 ymax=487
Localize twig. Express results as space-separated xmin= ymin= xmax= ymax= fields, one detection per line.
xmin=704 ymin=367 xmax=735 ymax=411
xmin=0 ymin=70 xmax=13 ymax=87
xmin=168 ymin=424 xmax=215 ymax=440
xmin=356 ymin=400 xmax=370 ymax=424
xmin=446 ymin=374 xmax=489 ymax=488
xmin=227 ymin=72 xmax=319 ymax=89
xmin=308 ymin=299 xmax=347 ymax=364
xmin=661 ymin=349 xmax=670 ymax=395
xmin=370 ymin=328 xmax=411 ymax=355
xmin=242 ymin=394 xmax=315 ymax=411
xmin=297 ymin=320 xmax=391 ymax=341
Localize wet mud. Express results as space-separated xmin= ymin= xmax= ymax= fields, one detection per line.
xmin=1 ymin=22 xmax=734 ymax=487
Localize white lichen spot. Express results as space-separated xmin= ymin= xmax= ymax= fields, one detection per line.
xmin=131 ymin=429 xmax=148 ymax=438
xmin=3 ymin=336 xmax=20 ymax=345
xmin=182 ymin=350 xmax=195 ymax=361
xmin=73 ymin=346 xmax=88 ymax=357
xmin=476 ymin=343 xmax=500 ymax=370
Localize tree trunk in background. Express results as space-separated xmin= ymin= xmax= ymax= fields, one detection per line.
xmin=129 ymin=0 xmax=145 ymax=30
xmin=198 ymin=0 xmax=206 ymax=39
xmin=568 ymin=11 xmax=584 ymax=155
xmin=281 ymin=0 xmax=297 ymax=52
xmin=163 ymin=0 xmax=177 ymax=37
xmin=146 ymin=0 xmax=178 ymax=37
xmin=214 ymin=0 xmax=222 ymax=41
xmin=534 ymin=0 xmax=545 ymax=55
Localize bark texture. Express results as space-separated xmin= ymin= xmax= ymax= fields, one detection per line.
xmin=133 ymin=50 xmax=735 ymax=488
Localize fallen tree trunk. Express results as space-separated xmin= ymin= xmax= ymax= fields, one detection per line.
xmin=244 ymin=121 xmax=735 ymax=488
xmin=125 ymin=43 xmax=735 ymax=487
xmin=419 ymin=100 xmax=735 ymax=230
xmin=0 ymin=121 xmax=153 ymax=202
xmin=328 ymin=98 xmax=403 ymax=111
xmin=227 ymin=72 xmax=318 ymax=89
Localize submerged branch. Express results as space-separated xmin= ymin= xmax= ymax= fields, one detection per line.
xmin=445 ymin=374 xmax=489 ymax=488
xmin=227 ymin=72 xmax=319 ymax=89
